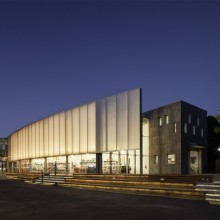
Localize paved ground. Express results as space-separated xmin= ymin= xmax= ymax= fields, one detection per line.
xmin=0 ymin=174 xmax=219 ymax=220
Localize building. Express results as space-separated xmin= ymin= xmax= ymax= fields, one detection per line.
xmin=143 ymin=101 xmax=207 ymax=174
xmin=6 ymin=88 xmax=207 ymax=175
xmin=0 ymin=138 xmax=8 ymax=171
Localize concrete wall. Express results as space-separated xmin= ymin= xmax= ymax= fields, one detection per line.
xmin=143 ymin=100 xmax=207 ymax=174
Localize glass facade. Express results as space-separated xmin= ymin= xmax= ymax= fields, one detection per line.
xmin=8 ymin=89 xmax=145 ymax=174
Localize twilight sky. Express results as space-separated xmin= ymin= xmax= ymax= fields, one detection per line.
xmin=0 ymin=0 xmax=220 ymax=137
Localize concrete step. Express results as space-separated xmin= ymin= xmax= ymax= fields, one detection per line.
xmin=35 ymin=175 xmax=67 ymax=184
xmin=64 ymin=178 xmax=194 ymax=189
xmin=59 ymin=182 xmax=205 ymax=200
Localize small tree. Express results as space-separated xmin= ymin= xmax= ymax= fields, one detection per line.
xmin=207 ymin=116 xmax=220 ymax=172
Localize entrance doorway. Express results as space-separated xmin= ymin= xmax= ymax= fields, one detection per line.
xmin=189 ymin=149 xmax=202 ymax=174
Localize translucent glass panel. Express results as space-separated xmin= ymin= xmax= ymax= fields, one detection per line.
xmin=8 ymin=88 xmax=141 ymax=162
xmin=96 ymin=88 xmax=141 ymax=153
xmin=72 ymin=108 xmax=80 ymax=154
xmin=65 ymin=110 xmax=72 ymax=154
xmin=59 ymin=112 xmax=66 ymax=155
xmin=128 ymin=89 xmax=141 ymax=149
xmin=35 ymin=121 xmax=40 ymax=158
xmin=31 ymin=124 xmax=36 ymax=158
xmin=88 ymin=103 xmax=96 ymax=152
xmin=142 ymin=118 xmax=149 ymax=174
xmin=54 ymin=114 xmax=60 ymax=156
xmin=79 ymin=105 xmax=88 ymax=153
xmin=107 ymin=96 xmax=116 ymax=151
xmin=96 ymin=99 xmax=106 ymax=152
xmin=116 ymin=92 xmax=128 ymax=150
xmin=39 ymin=120 xmax=44 ymax=157
xmin=48 ymin=116 xmax=54 ymax=156
xmin=43 ymin=118 xmax=49 ymax=156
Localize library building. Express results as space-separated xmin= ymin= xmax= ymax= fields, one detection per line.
xmin=7 ymin=88 xmax=207 ymax=175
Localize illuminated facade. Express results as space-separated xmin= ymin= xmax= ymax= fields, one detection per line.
xmin=7 ymin=89 xmax=207 ymax=175
xmin=8 ymin=88 xmax=147 ymax=174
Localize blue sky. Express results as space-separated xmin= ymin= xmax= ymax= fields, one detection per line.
xmin=0 ymin=0 xmax=220 ymax=137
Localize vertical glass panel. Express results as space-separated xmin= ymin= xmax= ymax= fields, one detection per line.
xmin=142 ymin=119 xmax=149 ymax=174
xmin=22 ymin=129 xmax=25 ymax=159
xmin=69 ymin=155 xmax=81 ymax=174
xmin=158 ymin=117 xmax=162 ymax=126
xmin=184 ymin=123 xmax=187 ymax=133
xmin=88 ymin=102 xmax=96 ymax=152
xmin=116 ymin=92 xmax=128 ymax=150
xmin=102 ymin=152 xmax=110 ymax=174
xmin=165 ymin=115 xmax=169 ymax=124
xmin=193 ymin=126 xmax=196 ymax=135
xmin=43 ymin=118 xmax=49 ymax=157
xmin=136 ymin=150 xmax=140 ymax=174
xmin=31 ymin=124 xmax=36 ymax=158
xmin=188 ymin=114 xmax=191 ymax=124
xmin=59 ymin=112 xmax=66 ymax=155
xmin=25 ymin=127 xmax=28 ymax=159
xmin=66 ymin=110 xmax=72 ymax=154
xmin=35 ymin=121 xmax=40 ymax=158
xmin=18 ymin=130 xmax=21 ymax=160
xmin=96 ymin=99 xmax=106 ymax=152
xmin=107 ymin=96 xmax=116 ymax=151
xmin=111 ymin=152 xmax=119 ymax=174
xmin=80 ymin=105 xmax=88 ymax=153
xmin=28 ymin=125 xmax=32 ymax=158
xmin=48 ymin=116 xmax=54 ymax=156
xmin=128 ymin=150 xmax=135 ymax=174
xmin=19 ymin=130 xmax=22 ymax=160
xmin=197 ymin=117 xmax=200 ymax=126
xmin=72 ymin=108 xmax=80 ymax=154
xmin=173 ymin=122 xmax=177 ymax=133
xmin=15 ymin=133 xmax=18 ymax=160
xmin=23 ymin=128 xmax=26 ymax=159
xmin=54 ymin=114 xmax=60 ymax=156
xmin=128 ymin=89 xmax=140 ymax=150
xmin=39 ymin=120 xmax=44 ymax=157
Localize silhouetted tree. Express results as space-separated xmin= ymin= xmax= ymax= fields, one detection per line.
xmin=207 ymin=116 xmax=220 ymax=173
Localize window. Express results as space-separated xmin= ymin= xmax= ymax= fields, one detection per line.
xmin=154 ymin=155 xmax=159 ymax=164
xmin=188 ymin=114 xmax=191 ymax=124
xmin=197 ymin=117 xmax=200 ymax=126
xmin=201 ymin=128 xmax=204 ymax=137
xmin=193 ymin=126 xmax=196 ymax=135
xmin=167 ymin=154 xmax=175 ymax=164
xmin=184 ymin=123 xmax=187 ymax=133
xmin=173 ymin=122 xmax=177 ymax=133
xmin=158 ymin=117 xmax=162 ymax=126
xmin=165 ymin=115 xmax=169 ymax=124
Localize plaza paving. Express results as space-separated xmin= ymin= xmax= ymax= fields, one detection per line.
xmin=0 ymin=174 xmax=219 ymax=220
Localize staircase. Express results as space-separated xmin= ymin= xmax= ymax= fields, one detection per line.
xmin=60 ymin=174 xmax=207 ymax=200
xmin=34 ymin=175 xmax=66 ymax=185
xmin=195 ymin=175 xmax=220 ymax=205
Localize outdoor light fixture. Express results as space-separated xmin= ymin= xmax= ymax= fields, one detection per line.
xmin=217 ymin=146 xmax=220 ymax=152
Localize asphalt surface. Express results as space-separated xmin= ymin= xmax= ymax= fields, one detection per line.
xmin=0 ymin=174 xmax=219 ymax=220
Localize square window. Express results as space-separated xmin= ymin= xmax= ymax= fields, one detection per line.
xmin=167 ymin=154 xmax=175 ymax=164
